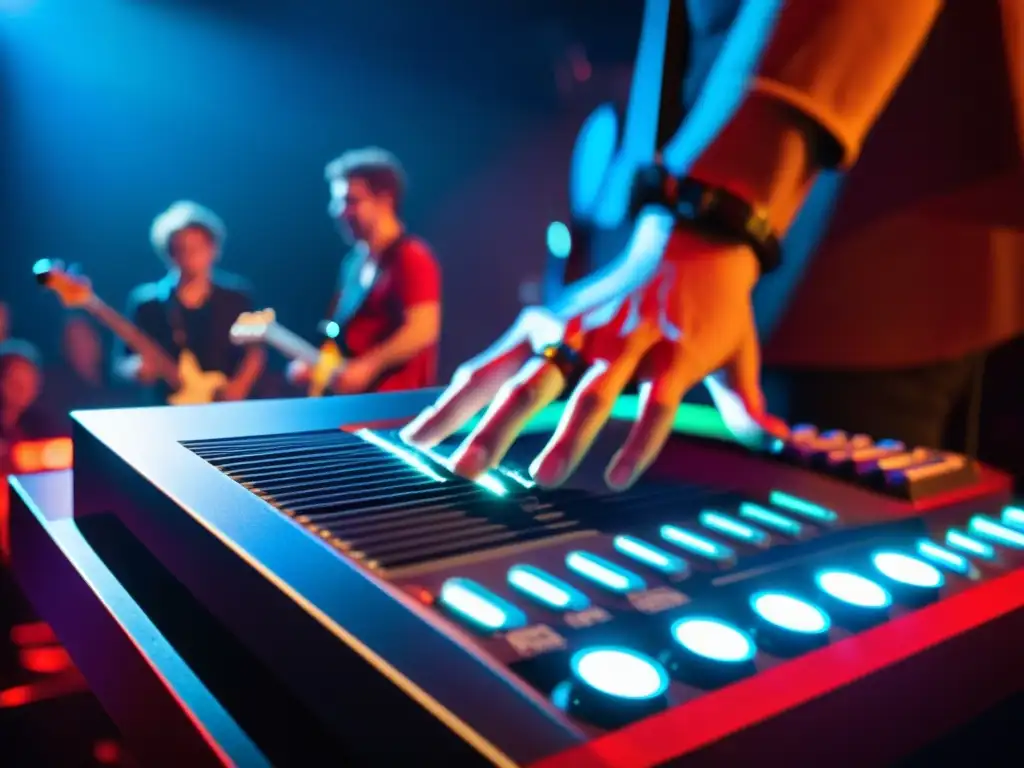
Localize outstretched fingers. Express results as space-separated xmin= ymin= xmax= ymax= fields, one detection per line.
xmin=605 ymin=342 xmax=694 ymax=490
xmin=530 ymin=330 xmax=655 ymax=487
xmin=401 ymin=344 xmax=532 ymax=448
xmin=450 ymin=358 xmax=566 ymax=478
xmin=719 ymin=325 xmax=789 ymax=444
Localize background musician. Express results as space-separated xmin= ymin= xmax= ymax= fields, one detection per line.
xmin=0 ymin=340 xmax=62 ymax=473
xmin=288 ymin=148 xmax=442 ymax=394
xmin=114 ymin=201 xmax=266 ymax=404
xmin=43 ymin=316 xmax=132 ymax=432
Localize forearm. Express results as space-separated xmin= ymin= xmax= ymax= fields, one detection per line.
xmin=362 ymin=322 xmax=437 ymax=371
xmin=674 ymin=0 xmax=943 ymax=235
xmin=231 ymin=347 xmax=266 ymax=394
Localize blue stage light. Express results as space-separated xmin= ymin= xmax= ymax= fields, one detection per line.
xmin=546 ymin=222 xmax=572 ymax=259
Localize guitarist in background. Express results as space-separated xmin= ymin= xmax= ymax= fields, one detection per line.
xmin=115 ymin=201 xmax=266 ymax=403
xmin=1 ymin=340 xmax=63 ymax=472
xmin=288 ymin=148 xmax=442 ymax=394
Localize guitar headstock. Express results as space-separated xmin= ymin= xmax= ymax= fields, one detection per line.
xmin=230 ymin=308 xmax=277 ymax=345
xmin=33 ymin=259 xmax=95 ymax=308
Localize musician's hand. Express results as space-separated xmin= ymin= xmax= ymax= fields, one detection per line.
xmin=216 ymin=380 xmax=249 ymax=402
xmin=286 ymin=360 xmax=311 ymax=387
xmin=118 ymin=354 xmax=161 ymax=385
xmin=331 ymin=357 xmax=379 ymax=395
xmin=402 ymin=215 xmax=787 ymax=490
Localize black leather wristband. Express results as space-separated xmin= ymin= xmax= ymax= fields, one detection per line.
xmin=628 ymin=164 xmax=782 ymax=275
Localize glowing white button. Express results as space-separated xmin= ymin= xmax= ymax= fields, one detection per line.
xmin=871 ymin=551 xmax=944 ymax=589
xmin=751 ymin=592 xmax=831 ymax=634
xmin=815 ymin=570 xmax=892 ymax=609
xmin=916 ymin=540 xmax=971 ymax=575
xmin=671 ymin=618 xmax=756 ymax=663
xmin=571 ymin=647 xmax=669 ymax=700
xmin=507 ymin=565 xmax=589 ymax=611
xmin=438 ymin=578 xmax=527 ymax=632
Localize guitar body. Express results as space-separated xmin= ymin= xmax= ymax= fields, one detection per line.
xmin=166 ymin=350 xmax=228 ymax=406
xmin=308 ymin=341 xmax=344 ymax=398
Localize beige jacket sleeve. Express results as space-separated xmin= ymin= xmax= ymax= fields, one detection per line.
xmin=752 ymin=0 xmax=944 ymax=169
xmin=688 ymin=0 xmax=944 ymax=232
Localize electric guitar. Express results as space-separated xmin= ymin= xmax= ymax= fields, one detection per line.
xmin=34 ymin=259 xmax=229 ymax=405
xmin=230 ymin=309 xmax=343 ymax=397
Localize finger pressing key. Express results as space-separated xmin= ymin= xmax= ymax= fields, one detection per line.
xmin=401 ymin=344 xmax=532 ymax=448
xmin=605 ymin=375 xmax=688 ymax=490
xmin=450 ymin=358 xmax=566 ymax=478
xmin=530 ymin=332 xmax=653 ymax=486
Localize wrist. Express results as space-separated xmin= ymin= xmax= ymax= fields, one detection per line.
xmin=688 ymin=93 xmax=820 ymax=235
xmin=629 ymin=168 xmax=781 ymax=275
xmin=361 ymin=355 xmax=384 ymax=377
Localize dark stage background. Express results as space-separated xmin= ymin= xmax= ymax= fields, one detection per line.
xmin=0 ymin=0 xmax=639 ymax=377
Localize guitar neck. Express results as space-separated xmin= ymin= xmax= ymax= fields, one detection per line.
xmin=87 ymin=298 xmax=180 ymax=380
xmin=265 ymin=324 xmax=324 ymax=365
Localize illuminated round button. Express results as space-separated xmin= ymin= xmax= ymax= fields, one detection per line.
xmin=571 ymin=647 xmax=669 ymax=701
xmin=558 ymin=646 xmax=670 ymax=727
xmin=814 ymin=570 xmax=892 ymax=628
xmin=815 ymin=571 xmax=892 ymax=610
xmin=671 ymin=618 xmax=756 ymax=664
xmin=751 ymin=592 xmax=830 ymax=634
xmin=872 ymin=551 xmax=944 ymax=588
xmin=749 ymin=591 xmax=830 ymax=656
xmin=666 ymin=617 xmax=757 ymax=689
xmin=871 ymin=551 xmax=945 ymax=606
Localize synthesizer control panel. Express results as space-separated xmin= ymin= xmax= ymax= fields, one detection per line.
xmin=54 ymin=395 xmax=1023 ymax=766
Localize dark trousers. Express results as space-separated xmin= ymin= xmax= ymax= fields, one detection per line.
xmin=763 ymin=335 xmax=1024 ymax=489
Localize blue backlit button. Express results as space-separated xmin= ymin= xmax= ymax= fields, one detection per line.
xmin=660 ymin=525 xmax=736 ymax=565
xmin=968 ymin=515 xmax=1024 ymax=550
xmin=945 ymin=529 xmax=995 ymax=561
xmin=871 ymin=550 xmax=945 ymax=605
xmin=738 ymin=503 xmax=805 ymax=538
xmin=565 ymin=551 xmax=646 ymax=594
xmin=749 ymin=591 xmax=831 ymax=655
xmin=767 ymin=491 xmax=839 ymax=525
xmin=1002 ymin=506 xmax=1024 ymax=531
xmin=613 ymin=535 xmax=689 ymax=578
xmin=699 ymin=511 xmax=770 ymax=548
xmin=916 ymin=540 xmax=974 ymax=577
xmin=438 ymin=578 xmax=528 ymax=633
xmin=667 ymin=617 xmax=757 ymax=688
xmin=557 ymin=646 xmax=670 ymax=728
xmin=571 ymin=647 xmax=669 ymax=700
xmin=814 ymin=570 xmax=892 ymax=628
xmin=507 ymin=565 xmax=590 ymax=612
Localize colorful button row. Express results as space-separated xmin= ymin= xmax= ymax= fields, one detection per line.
xmin=495 ymin=548 xmax=949 ymax=711
xmin=439 ymin=546 xmax=944 ymax=640
xmin=916 ymin=508 xmax=1024 ymax=575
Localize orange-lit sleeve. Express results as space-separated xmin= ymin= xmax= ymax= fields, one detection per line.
xmin=752 ymin=0 xmax=943 ymax=170
xmin=688 ymin=0 xmax=943 ymax=233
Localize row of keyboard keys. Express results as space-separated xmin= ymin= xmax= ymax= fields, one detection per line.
xmin=774 ymin=426 xmax=979 ymax=501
